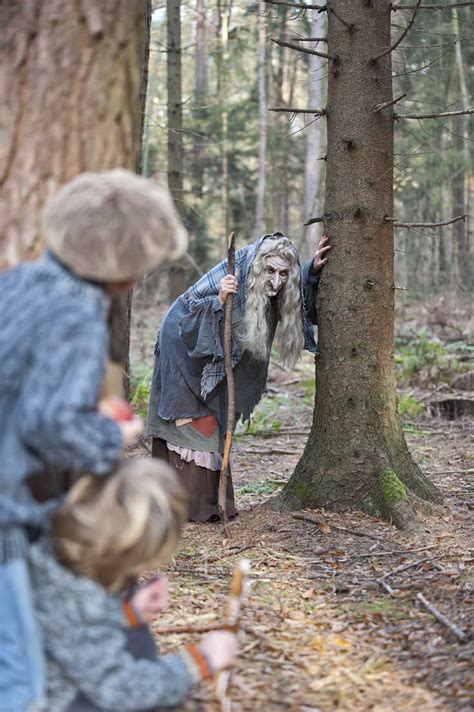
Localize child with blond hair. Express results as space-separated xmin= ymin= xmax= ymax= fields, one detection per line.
xmin=30 ymin=458 xmax=237 ymax=711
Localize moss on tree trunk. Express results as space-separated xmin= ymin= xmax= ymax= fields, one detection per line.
xmin=272 ymin=0 xmax=442 ymax=530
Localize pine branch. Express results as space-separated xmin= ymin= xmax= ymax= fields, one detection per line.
xmin=373 ymin=93 xmax=406 ymax=112
xmin=263 ymin=0 xmax=327 ymax=10
xmin=269 ymin=106 xmax=326 ymax=116
xmin=385 ymin=214 xmax=466 ymax=228
xmin=372 ymin=0 xmax=422 ymax=61
xmin=392 ymin=1 xmax=473 ymax=9
xmin=395 ymin=108 xmax=474 ymax=119
xmin=271 ymin=37 xmax=332 ymax=60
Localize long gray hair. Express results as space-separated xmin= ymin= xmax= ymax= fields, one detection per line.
xmin=243 ymin=236 xmax=305 ymax=366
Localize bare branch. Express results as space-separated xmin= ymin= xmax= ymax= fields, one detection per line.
xmin=329 ymin=7 xmax=354 ymax=30
xmin=392 ymin=1 xmax=473 ymax=9
xmin=395 ymin=108 xmax=474 ymax=119
xmin=372 ymin=0 xmax=422 ymax=61
xmin=271 ymin=37 xmax=332 ymax=60
xmin=417 ymin=593 xmax=467 ymax=642
xmin=290 ymin=36 xmax=327 ymax=42
xmin=263 ymin=0 xmax=327 ymax=10
xmin=385 ymin=214 xmax=466 ymax=228
xmin=304 ymin=216 xmax=324 ymax=226
xmin=269 ymin=106 xmax=326 ymax=116
xmin=373 ymin=93 xmax=406 ymax=112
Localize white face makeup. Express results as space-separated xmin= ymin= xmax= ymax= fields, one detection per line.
xmin=264 ymin=256 xmax=290 ymax=297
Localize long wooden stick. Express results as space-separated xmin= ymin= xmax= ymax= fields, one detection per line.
xmin=214 ymin=559 xmax=251 ymax=711
xmin=218 ymin=232 xmax=236 ymax=535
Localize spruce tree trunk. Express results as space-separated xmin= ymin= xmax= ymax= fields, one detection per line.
xmin=303 ymin=9 xmax=325 ymax=260
xmin=166 ymin=0 xmax=188 ymax=302
xmin=255 ymin=0 xmax=267 ymax=236
xmin=275 ymin=0 xmax=442 ymax=530
xmin=0 ymin=0 xmax=151 ymax=393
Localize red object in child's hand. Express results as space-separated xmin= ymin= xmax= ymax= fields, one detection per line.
xmin=98 ymin=396 xmax=135 ymax=422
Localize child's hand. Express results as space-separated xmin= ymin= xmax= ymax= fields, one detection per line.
xmin=97 ymin=396 xmax=144 ymax=447
xmin=131 ymin=576 xmax=170 ymax=622
xmin=199 ymin=631 xmax=238 ymax=672
xmin=118 ymin=417 xmax=144 ymax=448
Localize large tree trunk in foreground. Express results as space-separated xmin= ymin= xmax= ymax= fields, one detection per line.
xmin=0 ymin=0 xmax=150 ymax=387
xmin=275 ymin=0 xmax=442 ymax=530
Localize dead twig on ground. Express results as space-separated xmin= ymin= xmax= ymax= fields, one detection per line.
xmin=292 ymin=513 xmax=386 ymax=541
xmin=416 ymin=592 xmax=467 ymax=642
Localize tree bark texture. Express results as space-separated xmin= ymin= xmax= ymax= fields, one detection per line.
xmin=166 ymin=0 xmax=188 ymax=300
xmin=0 ymin=0 xmax=149 ymax=268
xmin=275 ymin=0 xmax=442 ymax=528
xmin=0 ymin=0 xmax=151 ymax=392
xmin=217 ymin=0 xmax=232 ymax=258
xmin=255 ymin=0 xmax=267 ymax=236
xmin=303 ymin=9 xmax=326 ymax=259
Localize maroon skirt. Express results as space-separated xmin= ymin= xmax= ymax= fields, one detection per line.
xmin=151 ymin=438 xmax=236 ymax=522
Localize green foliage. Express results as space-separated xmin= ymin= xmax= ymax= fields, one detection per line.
xmin=300 ymin=377 xmax=316 ymax=406
xmin=236 ymin=480 xmax=280 ymax=496
xmin=235 ymin=394 xmax=290 ymax=437
xmin=395 ymin=333 xmax=461 ymax=385
xmin=130 ymin=363 xmax=153 ymax=419
xmin=379 ymin=470 xmax=408 ymax=505
xmin=353 ymin=598 xmax=402 ymax=621
xmin=398 ymin=395 xmax=425 ymax=419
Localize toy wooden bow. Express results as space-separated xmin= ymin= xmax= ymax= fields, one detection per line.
xmin=214 ymin=559 xmax=251 ymax=712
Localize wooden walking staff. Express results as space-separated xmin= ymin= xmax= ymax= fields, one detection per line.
xmin=214 ymin=559 xmax=251 ymax=712
xmin=217 ymin=232 xmax=236 ymax=535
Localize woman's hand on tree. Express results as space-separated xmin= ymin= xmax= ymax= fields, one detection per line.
xmin=218 ymin=275 xmax=238 ymax=305
xmin=312 ymin=235 xmax=332 ymax=274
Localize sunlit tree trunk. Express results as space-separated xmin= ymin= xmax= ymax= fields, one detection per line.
xmin=255 ymin=0 xmax=267 ymax=236
xmin=452 ymin=8 xmax=472 ymax=293
xmin=217 ymin=0 xmax=232 ymax=258
xmin=167 ymin=0 xmax=188 ymax=301
xmin=0 ymin=0 xmax=151 ymax=393
xmin=275 ymin=0 xmax=441 ymax=531
xmin=303 ymin=10 xmax=325 ymax=260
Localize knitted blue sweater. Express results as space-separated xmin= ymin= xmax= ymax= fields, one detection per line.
xmin=0 ymin=252 xmax=123 ymax=561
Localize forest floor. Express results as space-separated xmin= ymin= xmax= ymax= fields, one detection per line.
xmin=131 ymin=294 xmax=473 ymax=711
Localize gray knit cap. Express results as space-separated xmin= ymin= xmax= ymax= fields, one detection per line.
xmin=43 ymin=169 xmax=187 ymax=282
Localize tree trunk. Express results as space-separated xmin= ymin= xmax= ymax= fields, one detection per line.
xmin=274 ymin=0 xmax=442 ymax=530
xmin=0 ymin=0 xmax=151 ymax=396
xmin=167 ymin=0 xmax=188 ymax=300
xmin=217 ymin=0 xmax=232 ymax=258
xmin=303 ymin=10 xmax=325 ymax=260
xmin=452 ymin=8 xmax=472 ymax=293
xmin=255 ymin=0 xmax=267 ymax=236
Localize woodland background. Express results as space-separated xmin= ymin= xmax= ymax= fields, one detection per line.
xmin=0 ymin=0 xmax=472 ymax=709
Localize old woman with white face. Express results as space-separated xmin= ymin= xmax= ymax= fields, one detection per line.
xmin=146 ymin=233 xmax=330 ymax=522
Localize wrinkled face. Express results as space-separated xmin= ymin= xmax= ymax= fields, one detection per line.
xmin=264 ymin=255 xmax=290 ymax=297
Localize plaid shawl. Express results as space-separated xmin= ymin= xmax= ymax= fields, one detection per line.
xmin=181 ymin=234 xmax=317 ymax=399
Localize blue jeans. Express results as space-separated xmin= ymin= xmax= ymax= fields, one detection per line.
xmin=0 ymin=557 xmax=46 ymax=712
